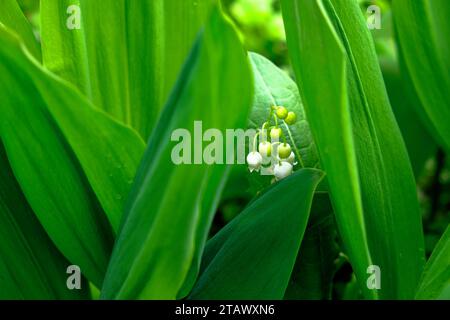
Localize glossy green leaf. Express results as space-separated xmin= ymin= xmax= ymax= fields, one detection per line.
xmin=41 ymin=0 xmax=214 ymax=139
xmin=0 ymin=143 xmax=89 ymax=300
xmin=281 ymin=0 xmax=425 ymax=299
xmin=188 ymin=169 xmax=325 ymax=299
xmin=281 ymin=0 xmax=373 ymax=299
xmin=380 ymin=59 xmax=437 ymax=177
xmin=416 ymin=226 xmax=450 ymax=300
xmin=40 ymin=0 xmax=90 ymax=95
xmin=0 ymin=0 xmax=41 ymax=61
xmin=0 ymin=27 xmax=146 ymax=287
xmin=284 ymin=193 xmax=340 ymax=300
xmin=101 ymin=8 xmax=253 ymax=299
xmin=16 ymin=0 xmax=39 ymax=12
xmin=371 ymin=8 xmax=438 ymax=177
xmin=393 ymin=0 xmax=450 ymax=152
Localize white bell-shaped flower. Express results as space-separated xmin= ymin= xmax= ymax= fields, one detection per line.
xmin=274 ymin=162 xmax=293 ymax=181
xmin=247 ymin=151 xmax=263 ymax=172
xmin=278 ymin=151 xmax=296 ymax=165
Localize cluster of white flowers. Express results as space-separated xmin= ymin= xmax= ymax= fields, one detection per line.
xmin=246 ymin=106 xmax=299 ymax=181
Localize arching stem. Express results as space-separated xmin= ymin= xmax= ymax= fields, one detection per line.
xmin=282 ymin=120 xmax=304 ymax=168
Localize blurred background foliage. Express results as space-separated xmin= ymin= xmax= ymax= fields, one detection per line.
xmin=17 ymin=0 xmax=449 ymax=299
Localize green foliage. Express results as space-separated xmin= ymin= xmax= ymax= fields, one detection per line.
xmin=0 ymin=144 xmax=89 ymax=299
xmin=393 ymin=0 xmax=450 ymax=152
xmin=284 ymin=193 xmax=340 ymax=300
xmin=0 ymin=0 xmax=41 ymax=60
xmin=0 ymin=0 xmax=448 ymax=301
xmin=281 ymin=0 xmax=425 ymax=299
xmin=100 ymin=7 xmax=253 ymax=299
xmin=416 ymin=226 xmax=450 ymax=299
xmin=41 ymin=0 xmax=213 ymax=140
xmin=0 ymin=27 xmax=118 ymax=287
xmin=189 ymin=169 xmax=324 ymax=299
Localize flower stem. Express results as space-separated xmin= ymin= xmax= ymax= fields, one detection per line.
xmin=253 ymin=131 xmax=261 ymax=152
xmin=282 ymin=120 xmax=304 ymax=168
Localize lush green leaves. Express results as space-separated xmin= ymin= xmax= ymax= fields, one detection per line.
xmin=416 ymin=226 xmax=450 ymax=300
xmin=281 ymin=0 xmax=373 ymax=299
xmin=40 ymin=0 xmax=90 ymax=97
xmin=101 ymin=8 xmax=253 ymax=299
xmin=0 ymin=0 xmax=445 ymax=301
xmin=284 ymin=193 xmax=340 ymax=300
xmin=0 ymin=27 xmax=145 ymax=287
xmin=393 ymin=0 xmax=450 ymax=152
xmin=380 ymin=59 xmax=437 ymax=177
xmin=0 ymin=0 xmax=41 ymax=61
xmin=281 ymin=0 xmax=425 ymax=299
xmin=0 ymin=143 xmax=89 ymax=300
xmin=41 ymin=0 xmax=214 ymax=139
xmin=189 ymin=169 xmax=325 ymax=299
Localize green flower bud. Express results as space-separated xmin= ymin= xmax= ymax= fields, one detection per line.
xmin=285 ymin=112 xmax=297 ymax=125
xmin=278 ymin=151 xmax=296 ymax=165
xmin=270 ymin=128 xmax=282 ymax=141
xmin=275 ymin=106 xmax=288 ymax=119
xmin=278 ymin=143 xmax=292 ymax=159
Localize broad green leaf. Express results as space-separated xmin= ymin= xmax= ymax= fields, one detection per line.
xmin=101 ymin=8 xmax=253 ymax=299
xmin=281 ymin=0 xmax=425 ymax=299
xmin=0 ymin=27 xmax=145 ymax=287
xmin=248 ymin=52 xmax=319 ymax=169
xmin=0 ymin=0 xmax=41 ymax=61
xmin=284 ymin=193 xmax=340 ymax=300
xmin=40 ymin=0 xmax=90 ymax=96
xmin=41 ymin=0 xmax=214 ymax=139
xmin=380 ymin=59 xmax=437 ymax=177
xmin=188 ymin=169 xmax=325 ymax=299
xmin=0 ymin=143 xmax=89 ymax=300
xmin=17 ymin=0 xmax=39 ymax=12
xmin=437 ymin=285 xmax=450 ymax=300
xmin=393 ymin=0 xmax=450 ymax=152
xmin=281 ymin=0 xmax=373 ymax=300
xmin=416 ymin=226 xmax=450 ymax=300
xmin=367 ymin=4 xmax=437 ymax=176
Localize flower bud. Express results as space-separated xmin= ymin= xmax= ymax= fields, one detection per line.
xmin=274 ymin=162 xmax=293 ymax=181
xmin=278 ymin=143 xmax=292 ymax=159
xmin=246 ymin=151 xmax=263 ymax=172
xmin=270 ymin=128 xmax=282 ymax=141
xmin=278 ymin=151 xmax=296 ymax=165
xmin=259 ymin=141 xmax=272 ymax=157
xmin=275 ymin=106 xmax=288 ymax=119
xmin=285 ymin=112 xmax=297 ymax=125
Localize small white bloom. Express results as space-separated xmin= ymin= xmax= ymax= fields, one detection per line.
xmin=247 ymin=151 xmax=263 ymax=172
xmin=274 ymin=162 xmax=293 ymax=181
xmin=278 ymin=151 xmax=296 ymax=165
